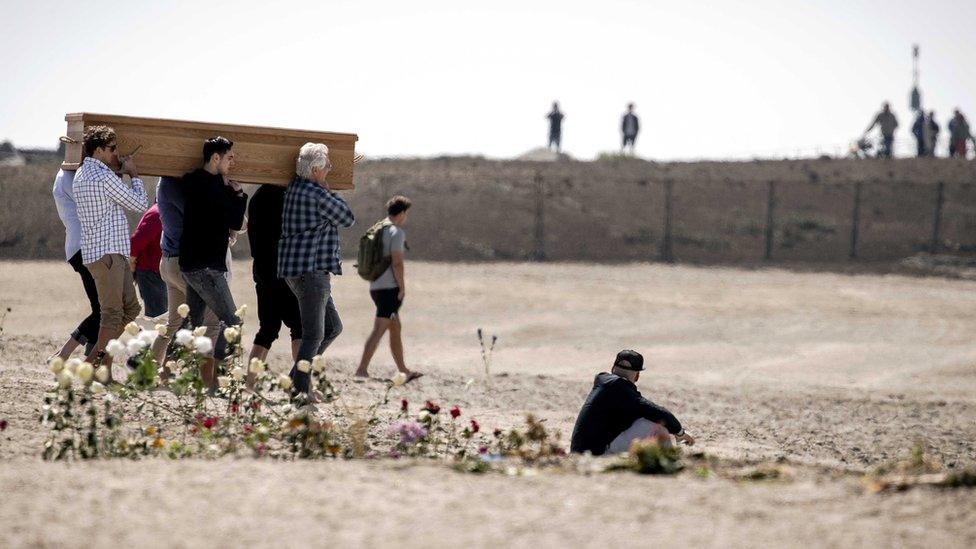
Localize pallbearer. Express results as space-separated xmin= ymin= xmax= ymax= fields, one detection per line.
xmin=178 ymin=137 xmax=248 ymax=388
xmin=278 ymin=143 xmax=355 ymax=400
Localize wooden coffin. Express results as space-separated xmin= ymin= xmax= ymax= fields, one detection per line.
xmin=62 ymin=113 xmax=358 ymax=189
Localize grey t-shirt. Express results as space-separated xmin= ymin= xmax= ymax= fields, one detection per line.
xmin=370 ymin=222 xmax=406 ymax=290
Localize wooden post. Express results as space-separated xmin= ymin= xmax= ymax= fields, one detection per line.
xmin=931 ymin=181 xmax=945 ymax=253
xmin=849 ymin=182 xmax=862 ymax=260
xmin=660 ymin=179 xmax=674 ymax=263
xmin=533 ymin=171 xmax=546 ymax=261
xmin=764 ymin=181 xmax=776 ymax=260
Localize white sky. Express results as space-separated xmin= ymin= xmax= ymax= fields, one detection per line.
xmin=1 ymin=0 xmax=974 ymax=160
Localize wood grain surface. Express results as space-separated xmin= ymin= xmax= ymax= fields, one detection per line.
xmin=62 ymin=113 xmax=358 ymax=189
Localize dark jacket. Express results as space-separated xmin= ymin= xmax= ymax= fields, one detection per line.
xmin=570 ymin=372 xmax=682 ymax=455
xmin=247 ymin=184 xmax=285 ymax=276
xmin=179 ymin=168 xmax=247 ymax=272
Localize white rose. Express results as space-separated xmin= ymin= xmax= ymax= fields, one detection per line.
xmin=58 ymin=369 xmax=74 ymax=389
xmin=278 ymin=374 xmax=293 ymax=390
xmin=48 ymin=357 xmax=65 ymax=374
xmin=76 ymin=361 xmax=94 ymax=383
xmin=192 ymin=326 xmax=207 ymax=337
xmin=137 ymin=330 xmax=155 ymax=345
xmin=249 ymin=358 xmax=266 ymax=374
xmin=124 ymin=321 xmax=140 ymax=336
xmin=217 ymin=376 xmax=231 ymax=388
xmin=193 ymin=336 xmax=213 ymax=355
xmin=174 ymin=329 xmax=194 ymax=347
xmin=418 ymin=409 xmax=430 ymax=421
xmin=95 ymin=365 xmax=110 ymax=383
xmin=177 ymin=303 xmax=190 ymax=318
xmin=91 ymin=381 xmax=106 ymax=394
xmin=235 ymin=304 xmax=247 ymax=318
xmin=105 ymin=339 xmax=127 ymax=359
xmin=223 ymin=327 xmax=239 ymax=343
xmin=391 ymin=372 xmax=407 ymax=387
xmin=231 ymin=366 xmax=245 ymax=381
xmin=127 ymin=338 xmax=147 ymax=356
xmin=66 ymin=358 xmax=81 ymax=374
xmin=155 ymin=324 xmax=168 ymax=337
xmin=297 ymin=360 xmax=311 ymax=373
xmin=256 ymin=425 xmax=270 ymax=436
xmin=164 ymin=360 xmax=178 ymax=373
xmin=311 ymin=355 xmax=326 ymax=373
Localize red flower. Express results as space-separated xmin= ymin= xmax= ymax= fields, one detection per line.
xmin=478 ymin=446 xmax=488 ymax=454
xmin=423 ymin=400 xmax=440 ymax=414
xmin=401 ymin=399 xmax=409 ymax=412
xmin=202 ymin=416 xmax=218 ymax=429
xmin=250 ymin=401 xmax=261 ymax=410
xmin=450 ymin=406 xmax=461 ymax=419
xmin=0 ymin=419 xmax=7 ymax=431
xmin=470 ymin=419 xmax=480 ymax=433
xmin=229 ymin=404 xmax=239 ymax=415
xmin=243 ymin=424 xmax=253 ymax=434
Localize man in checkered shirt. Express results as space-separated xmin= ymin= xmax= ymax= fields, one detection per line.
xmin=278 ymin=142 xmax=355 ymax=399
xmin=73 ymin=125 xmax=149 ymax=377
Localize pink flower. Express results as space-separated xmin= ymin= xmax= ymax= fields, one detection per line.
xmin=229 ymin=404 xmax=239 ymax=415
xmin=450 ymin=406 xmax=461 ymax=419
xmin=254 ymin=443 xmax=267 ymax=457
xmin=423 ymin=400 xmax=440 ymax=414
xmin=243 ymin=424 xmax=253 ymax=434
xmin=202 ymin=416 xmax=218 ymax=430
xmin=250 ymin=401 xmax=261 ymax=410
xmin=478 ymin=446 xmax=488 ymax=455
xmin=389 ymin=420 xmax=428 ymax=445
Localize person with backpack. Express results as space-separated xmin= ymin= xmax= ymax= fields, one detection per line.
xmin=279 ymin=142 xmax=355 ymax=400
xmin=354 ymin=196 xmax=423 ymax=382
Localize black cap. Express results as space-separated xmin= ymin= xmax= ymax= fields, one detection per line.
xmin=614 ymin=349 xmax=644 ymax=371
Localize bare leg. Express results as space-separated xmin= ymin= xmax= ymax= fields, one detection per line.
xmin=387 ymin=317 xmax=410 ymax=374
xmin=52 ymin=337 xmax=83 ymax=361
xmin=355 ymin=317 xmax=391 ymax=377
xmin=200 ymin=357 xmax=216 ymax=390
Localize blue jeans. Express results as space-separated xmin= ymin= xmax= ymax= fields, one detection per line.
xmin=285 ymin=271 xmax=343 ymax=394
xmin=135 ymin=269 xmax=168 ymax=318
xmin=182 ymin=268 xmax=241 ymax=360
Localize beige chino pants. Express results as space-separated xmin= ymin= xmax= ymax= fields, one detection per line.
xmin=151 ymin=256 xmax=219 ymax=361
xmin=85 ymin=253 xmax=141 ymax=332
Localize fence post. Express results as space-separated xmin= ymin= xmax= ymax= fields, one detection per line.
xmin=763 ymin=181 xmax=776 ymax=260
xmin=533 ymin=171 xmax=546 ymax=261
xmin=931 ymin=181 xmax=945 ymax=253
xmin=849 ymin=182 xmax=862 ymax=260
xmin=660 ymin=179 xmax=674 ymax=263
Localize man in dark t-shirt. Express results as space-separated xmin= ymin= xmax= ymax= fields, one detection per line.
xmin=246 ymin=184 xmax=303 ymax=387
xmin=570 ymin=350 xmax=695 ymax=455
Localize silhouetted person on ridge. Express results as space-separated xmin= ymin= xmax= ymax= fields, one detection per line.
xmin=864 ymin=102 xmax=898 ymax=158
xmin=925 ymin=110 xmax=940 ymax=157
xmin=948 ymin=109 xmax=974 ymax=158
xmin=621 ymin=103 xmax=639 ymax=155
xmin=547 ymin=101 xmax=564 ymax=153
xmin=912 ymin=111 xmax=926 ymax=157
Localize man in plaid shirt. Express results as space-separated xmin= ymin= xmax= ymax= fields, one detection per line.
xmin=73 ymin=125 xmax=149 ymax=376
xmin=278 ymin=142 xmax=355 ymax=398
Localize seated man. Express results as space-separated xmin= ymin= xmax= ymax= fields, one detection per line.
xmin=570 ymin=350 xmax=694 ymax=455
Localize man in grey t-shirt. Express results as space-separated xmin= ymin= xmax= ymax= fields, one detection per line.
xmin=356 ymin=196 xmax=423 ymax=382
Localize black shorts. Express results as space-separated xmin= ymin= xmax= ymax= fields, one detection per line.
xmin=253 ymin=262 xmax=303 ymax=348
xmin=370 ymin=288 xmax=402 ymax=319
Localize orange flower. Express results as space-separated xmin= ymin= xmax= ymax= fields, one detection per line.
xmin=152 ymin=437 xmax=165 ymax=449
